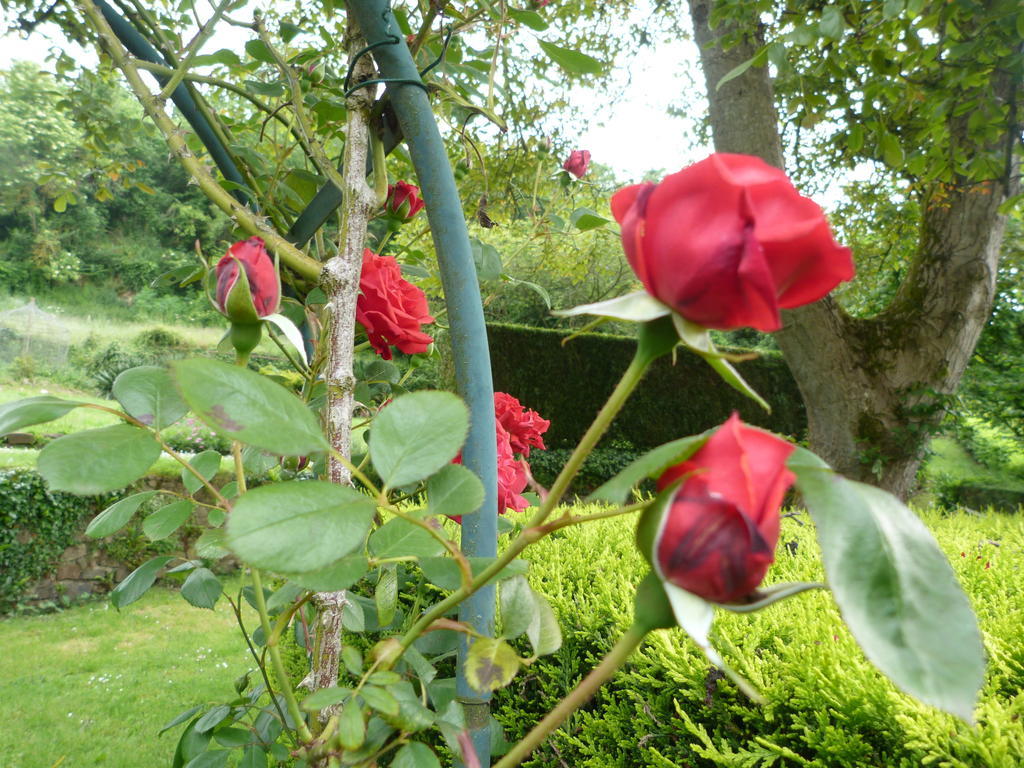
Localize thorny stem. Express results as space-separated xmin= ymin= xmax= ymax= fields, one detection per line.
xmin=492 ymin=623 xmax=649 ymax=768
xmin=396 ymin=350 xmax=657 ymax=655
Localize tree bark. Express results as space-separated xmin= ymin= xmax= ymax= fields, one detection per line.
xmin=301 ymin=19 xmax=378 ymax=718
xmin=687 ymin=0 xmax=1016 ymax=499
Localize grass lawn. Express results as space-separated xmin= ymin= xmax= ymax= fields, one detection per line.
xmin=0 ymin=581 xmax=254 ymax=768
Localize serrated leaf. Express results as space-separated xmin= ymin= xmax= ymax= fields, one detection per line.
xmin=195 ymin=529 xmax=229 ymax=560
xmin=172 ymin=358 xmax=328 ymax=456
xmin=538 ymin=40 xmax=603 ymax=75
xmin=360 ymin=684 xmax=399 ymax=717
xmin=183 ymin=450 xmax=223 ymax=495
xmin=300 ymin=686 xmax=352 ymax=712
xmin=86 ymin=491 xmax=158 ymax=538
xmin=0 ymin=395 xmax=84 ymax=436
xmin=381 ymin=682 xmax=434 ymax=732
xmin=507 ymin=8 xmax=548 ymax=30
xmin=143 ymin=500 xmax=193 ymax=541
xmin=181 ymin=567 xmax=222 ymax=610
xmin=499 ymin=575 xmax=537 ymax=639
xmin=526 ymin=591 xmax=561 ymax=656
xmin=370 ymin=391 xmax=469 ymax=489
xmin=427 ymin=464 xmax=485 ymax=519
xmin=227 ymin=481 xmax=376 ymax=573
xmin=570 ymin=207 xmax=610 ymax=231
xmin=337 ymin=699 xmax=365 ymax=750
xmin=194 ymin=705 xmax=231 ymax=733
xmin=239 ymin=745 xmax=267 ymax=768
xmin=375 ymin=565 xmax=398 ymax=627
xmin=39 ymin=425 xmax=162 ymax=494
xmin=159 ymin=705 xmax=204 ymax=736
xmin=111 ymin=556 xmax=174 ymax=609
xmin=419 ymin=557 xmax=528 ymax=592
xmin=791 ymin=449 xmax=985 ymax=722
xmin=393 ymin=742 xmax=441 ymax=768
xmin=465 ymin=638 xmax=521 ymax=692
xmin=285 ymin=555 xmax=369 ymax=592
xmin=369 ymin=516 xmax=446 ymax=559
xmin=112 ymin=365 xmax=188 ymax=429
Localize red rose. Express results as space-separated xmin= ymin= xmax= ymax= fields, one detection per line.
xmin=611 ymin=153 xmax=854 ymax=332
xmin=562 ymin=149 xmax=591 ymax=179
xmin=215 ymin=237 xmax=280 ymax=321
xmin=385 ymin=181 xmax=425 ymax=221
xmin=493 ymin=392 xmax=550 ymax=457
xmin=453 ymin=421 xmax=529 ymax=520
xmin=653 ymin=413 xmax=794 ymax=603
xmin=357 ymin=250 xmax=434 ymax=360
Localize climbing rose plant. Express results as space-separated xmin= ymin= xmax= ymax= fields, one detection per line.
xmin=0 ymin=152 xmax=986 ymax=768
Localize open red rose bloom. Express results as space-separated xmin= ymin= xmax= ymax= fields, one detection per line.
xmin=357 ymin=250 xmax=434 ymax=360
xmin=215 ymin=237 xmax=280 ymax=319
xmin=654 ymin=414 xmax=795 ymax=603
xmin=453 ymin=393 xmax=549 ymax=520
xmin=611 ymin=153 xmax=854 ymax=332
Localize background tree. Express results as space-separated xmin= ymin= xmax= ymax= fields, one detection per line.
xmin=687 ymin=0 xmax=1022 ymax=498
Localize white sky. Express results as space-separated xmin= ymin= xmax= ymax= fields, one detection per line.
xmin=0 ymin=9 xmax=702 ymax=183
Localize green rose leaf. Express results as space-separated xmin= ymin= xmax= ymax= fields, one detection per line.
xmin=86 ymin=491 xmax=158 ymax=538
xmin=181 ymin=567 xmax=222 ymax=610
xmin=301 ymin=686 xmax=352 ymax=712
xmin=111 ymin=556 xmax=174 ymax=609
xmin=499 ymin=575 xmax=537 ymax=640
xmin=172 ymin=358 xmax=328 ymax=456
xmin=112 ymin=365 xmax=188 ymax=429
xmin=183 ymin=450 xmax=224 ymax=495
xmin=0 ymin=395 xmax=84 ymax=436
xmin=239 ymin=746 xmax=268 ymax=768
xmin=285 ymin=556 xmax=369 ymax=592
xmin=227 ymin=481 xmax=376 ymax=573
xmin=360 ymin=684 xmax=399 ymax=718
xmin=38 ymin=424 xmax=162 ymax=494
xmin=427 ymin=464 xmax=484 ymax=519
xmin=392 ymin=742 xmax=441 ymax=768
xmin=465 ymin=637 xmax=521 ymax=692
xmin=790 ymin=447 xmax=985 ymax=723
xmin=420 ymin=557 xmax=528 ymax=592
xmin=538 ymin=40 xmax=603 ymax=75
xmin=369 ymin=516 xmax=446 ymax=560
xmin=143 ymin=500 xmax=194 ymax=541
xmin=507 ymin=8 xmax=548 ymax=31
xmin=526 ymin=590 xmax=562 ymax=656
xmin=369 ymin=391 xmax=469 ymax=489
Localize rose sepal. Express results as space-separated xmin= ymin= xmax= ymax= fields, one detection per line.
xmin=264 ymin=312 xmax=309 ymax=366
xmin=221 ymin=322 xmax=263 ymax=363
xmin=672 ymin=315 xmax=771 ymax=412
xmin=219 ymin=255 xmax=262 ymax=324
xmin=715 ymin=581 xmax=827 ymax=613
xmin=552 ymin=290 xmax=672 ymax=323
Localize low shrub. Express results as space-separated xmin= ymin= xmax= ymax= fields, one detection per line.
xmin=492 ymin=507 xmax=1024 ymax=767
xmin=527 ymin=440 xmax=646 ymax=496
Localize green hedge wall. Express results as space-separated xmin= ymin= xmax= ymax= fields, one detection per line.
xmin=486 ymin=323 xmax=806 ymax=449
xmin=492 ymin=507 xmax=1023 ymax=767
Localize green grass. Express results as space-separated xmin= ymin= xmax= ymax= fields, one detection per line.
xmin=0 ymin=580 xmax=256 ymax=768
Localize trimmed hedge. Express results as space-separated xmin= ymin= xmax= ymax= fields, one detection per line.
xmin=487 ymin=322 xmax=805 ymax=449
xmin=493 ymin=507 xmax=1024 ymax=767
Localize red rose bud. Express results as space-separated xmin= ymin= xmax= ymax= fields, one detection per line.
xmin=214 ymin=237 xmax=281 ymax=323
xmin=493 ymin=392 xmax=550 ymax=457
xmin=611 ymin=153 xmax=854 ymax=332
xmin=357 ymin=249 xmax=434 ymax=360
xmin=651 ymin=414 xmax=795 ymax=603
xmin=385 ymin=181 xmax=425 ymax=221
xmin=562 ymin=149 xmax=591 ymax=179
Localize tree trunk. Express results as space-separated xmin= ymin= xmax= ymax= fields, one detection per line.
xmin=687 ymin=0 xmax=1015 ymax=499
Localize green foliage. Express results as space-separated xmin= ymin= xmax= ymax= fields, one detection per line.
xmin=487 ymin=322 xmax=805 ymax=449
xmin=493 ymin=507 xmax=1024 ymax=767
xmin=0 ymin=468 xmax=113 ymax=612
xmin=528 ymin=440 xmax=644 ymax=496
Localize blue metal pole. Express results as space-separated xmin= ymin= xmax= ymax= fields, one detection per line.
xmin=346 ymin=4 xmax=498 ymax=765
